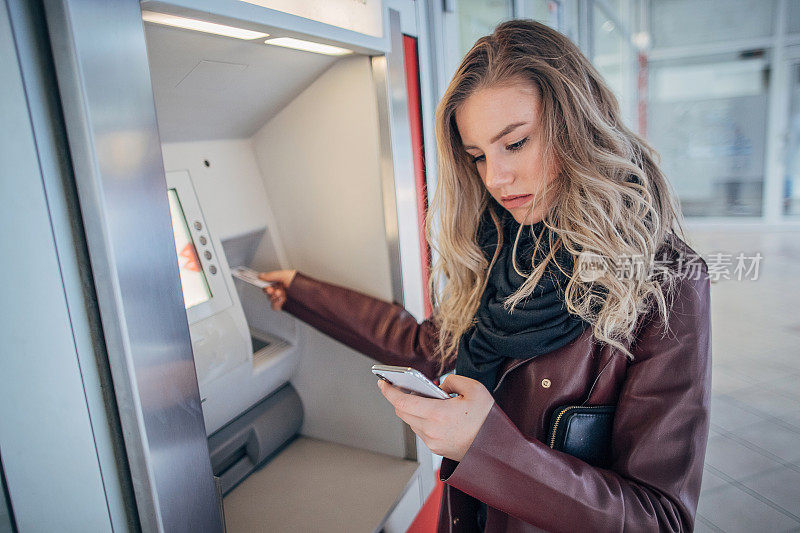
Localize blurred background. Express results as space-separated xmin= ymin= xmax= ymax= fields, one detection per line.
xmin=435 ymin=1 xmax=800 ymax=531
xmin=441 ymin=0 xmax=799 ymax=220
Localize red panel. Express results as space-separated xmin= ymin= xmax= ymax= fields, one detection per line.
xmin=403 ymin=34 xmax=440 ymax=531
xmin=402 ymin=34 xmax=433 ymax=319
xmin=406 ymin=470 xmax=444 ymax=533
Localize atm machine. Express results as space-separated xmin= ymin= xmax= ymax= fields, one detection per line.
xmin=164 ymin=168 xmax=298 ymax=445
xmin=161 ymin=162 xmax=416 ymax=530
xmin=24 ymin=0 xmax=441 ymax=531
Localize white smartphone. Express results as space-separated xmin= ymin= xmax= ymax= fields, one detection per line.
xmin=372 ymin=364 xmax=450 ymax=400
xmin=231 ymin=266 xmax=274 ymax=289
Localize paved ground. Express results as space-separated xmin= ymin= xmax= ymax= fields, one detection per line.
xmin=685 ymin=227 xmax=800 ymax=533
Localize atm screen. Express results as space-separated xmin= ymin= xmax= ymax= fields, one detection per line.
xmin=167 ymin=188 xmax=213 ymax=309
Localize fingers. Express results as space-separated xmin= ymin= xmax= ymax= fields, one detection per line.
xmin=262 ymin=283 xmax=286 ymax=311
xmin=258 ymin=271 xmax=297 ymax=311
xmin=377 ymin=380 xmax=435 ymax=418
xmin=439 ymin=374 xmax=481 ymax=396
xmin=257 ymin=271 xmax=282 ymax=282
xmin=258 ymin=269 xmax=297 ymax=289
xmin=391 ymin=406 xmax=427 ymax=430
xmin=263 ymin=284 xmax=285 ymax=297
xmin=377 ymin=381 xmax=432 ymax=436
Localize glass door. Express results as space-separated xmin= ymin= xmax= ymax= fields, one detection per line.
xmin=591 ymin=0 xmax=639 ymax=132
xmin=648 ymin=52 xmax=770 ymax=217
xmin=783 ymin=59 xmax=800 ymax=216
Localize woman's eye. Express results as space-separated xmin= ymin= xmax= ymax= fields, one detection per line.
xmin=469 ymin=138 xmax=527 ymax=164
xmin=507 ymin=137 xmax=529 ymax=151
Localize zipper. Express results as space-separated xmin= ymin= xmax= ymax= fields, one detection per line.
xmin=548 ymin=404 xmax=609 ymax=448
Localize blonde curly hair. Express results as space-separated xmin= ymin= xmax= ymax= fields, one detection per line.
xmin=426 ymin=19 xmax=686 ymax=373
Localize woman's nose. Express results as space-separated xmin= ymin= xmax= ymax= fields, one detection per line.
xmin=484 ymin=158 xmax=514 ymax=189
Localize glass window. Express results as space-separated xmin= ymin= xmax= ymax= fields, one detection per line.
xmin=457 ymin=0 xmax=514 ymax=58
xmin=648 ymin=53 xmax=770 ymax=217
xmin=784 ymin=62 xmax=800 ymax=216
xmin=592 ymin=3 xmax=637 ymax=127
xmin=789 ymin=0 xmax=800 ymax=34
xmin=529 ymin=0 xmax=562 ymax=30
xmin=650 ymin=0 xmax=775 ymax=49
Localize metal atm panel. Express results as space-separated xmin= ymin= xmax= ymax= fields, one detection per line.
xmin=42 ymin=0 xmax=222 ymax=530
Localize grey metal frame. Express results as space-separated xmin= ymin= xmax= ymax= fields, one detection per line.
xmin=764 ymin=0 xmax=791 ymax=222
xmin=373 ymin=50 xmax=406 ymax=314
xmin=42 ymin=0 xmax=222 ymax=530
xmin=373 ymin=8 xmax=429 ymax=463
xmin=2 ymin=0 xmax=135 ymax=529
xmin=373 ymin=9 xmax=414 ymax=314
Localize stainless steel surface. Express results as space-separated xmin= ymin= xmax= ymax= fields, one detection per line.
xmin=373 ymin=8 xmax=429 ymax=462
xmin=373 ymin=51 xmax=406 ymax=312
xmin=42 ymin=0 xmax=222 ymax=531
xmin=385 ymin=10 xmax=426 ymax=323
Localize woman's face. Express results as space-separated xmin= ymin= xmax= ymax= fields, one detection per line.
xmin=455 ymin=80 xmax=559 ymax=225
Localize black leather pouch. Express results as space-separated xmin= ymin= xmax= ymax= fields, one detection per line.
xmin=547 ymin=405 xmax=616 ymax=468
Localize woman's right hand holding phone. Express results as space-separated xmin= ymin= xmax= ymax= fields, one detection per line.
xmin=258 ymin=269 xmax=297 ymax=311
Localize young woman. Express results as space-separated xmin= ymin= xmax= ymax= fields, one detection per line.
xmin=259 ymin=19 xmax=711 ymax=532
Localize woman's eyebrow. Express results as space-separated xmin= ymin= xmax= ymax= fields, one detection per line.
xmin=463 ymin=121 xmax=529 ymax=150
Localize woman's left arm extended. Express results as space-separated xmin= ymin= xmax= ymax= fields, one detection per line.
xmin=381 ymin=268 xmax=712 ymax=532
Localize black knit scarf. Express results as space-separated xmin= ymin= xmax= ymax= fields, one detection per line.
xmin=455 ymin=205 xmax=591 ymax=393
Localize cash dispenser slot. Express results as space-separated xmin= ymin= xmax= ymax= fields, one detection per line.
xmin=209 ymin=384 xmax=303 ymax=494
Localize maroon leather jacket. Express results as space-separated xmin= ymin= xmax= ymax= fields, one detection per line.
xmin=282 ymin=234 xmax=712 ymax=532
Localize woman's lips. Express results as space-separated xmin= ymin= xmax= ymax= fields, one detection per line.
xmin=502 ymin=194 xmax=532 ymax=208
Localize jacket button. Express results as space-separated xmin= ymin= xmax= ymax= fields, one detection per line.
xmin=541 ymin=378 xmax=551 ymax=388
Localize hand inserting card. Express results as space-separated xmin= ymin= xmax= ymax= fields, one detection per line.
xmin=231 ymin=266 xmax=275 ymax=289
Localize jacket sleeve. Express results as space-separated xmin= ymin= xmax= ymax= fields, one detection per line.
xmin=282 ymin=271 xmax=451 ymax=380
xmin=440 ymin=265 xmax=712 ymax=532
